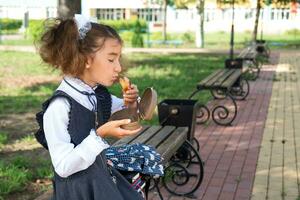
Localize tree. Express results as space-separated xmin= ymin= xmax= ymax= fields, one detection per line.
xmin=58 ymin=0 xmax=81 ymax=19
xmin=152 ymin=0 xmax=174 ymax=42
xmin=252 ymin=0 xmax=262 ymax=41
xmin=252 ymin=0 xmax=294 ymax=41
xmin=174 ymin=0 xmax=205 ymax=48
xmin=198 ymin=0 xmax=205 ymax=48
xmin=163 ymin=0 xmax=168 ymax=41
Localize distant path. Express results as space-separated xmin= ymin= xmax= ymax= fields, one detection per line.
xmin=0 ymin=45 xmax=231 ymax=54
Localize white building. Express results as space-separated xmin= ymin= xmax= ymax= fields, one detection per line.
xmin=83 ymin=0 xmax=300 ymax=34
xmin=0 ymin=0 xmax=299 ymax=33
xmin=0 ymin=0 xmax=56 ymax=19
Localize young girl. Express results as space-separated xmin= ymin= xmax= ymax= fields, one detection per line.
xmin=37 ymin=14 xmax=144 ymax=200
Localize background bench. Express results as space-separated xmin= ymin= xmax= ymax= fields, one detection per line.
xmin=189 ymin=59 xmax=250 ymax=126
xmin=255 ymin=39 xmax=271 ymax=59
xmin=238 ymin=45 xmax=261 ymax=80
xmin=238 ymin=40 xmax=271 ymax=80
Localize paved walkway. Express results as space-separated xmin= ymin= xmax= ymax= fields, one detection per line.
xmin=148 ymin=51 xmax=299 ymax=200
xmin=252 ymin=52 xmax=300 ymax=200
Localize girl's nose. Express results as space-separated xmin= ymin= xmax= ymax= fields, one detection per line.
xmin=115 ymin=61 xmax=122 ymax=73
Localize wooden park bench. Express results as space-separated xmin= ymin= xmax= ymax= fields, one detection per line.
xmin=189 ymin=59 xmax=250 ymax=126
xmin=237 ymin=45 xmax=261 ymax=80
xmin=238 ymin=40 xmax=271 ymax=80
xmin=107 ymin=89 xmax=204 ymax=199
xmin=111 ymin=124 xmax=204 ymax=199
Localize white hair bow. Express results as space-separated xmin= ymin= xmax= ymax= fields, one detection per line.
xmin=74 ymin=14 xmax=92 ymax=40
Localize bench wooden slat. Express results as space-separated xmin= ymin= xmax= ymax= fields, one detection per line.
xmin=238 ymin=46 xmax=257 ymax=60
xmin=145 ymin=126 xmax=176 ymax=148
xmin=198 ymin=69 xmax=223 ymax=86
xmin=221 ymin=69 xmax=242 ymax=89
xmin=211 ymin=69 xmax=236 ymax=88
xmin=113 ymin=125 xmax=150 ymax=146
xmin=203 ymin=69 xmax=230 ymax=87
xmin=157 ymin=127 xmax=188 ymax=165
xmin=129 ymin=125 xmax=162 ymax=144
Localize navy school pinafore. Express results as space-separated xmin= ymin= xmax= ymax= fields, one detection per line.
xmin=37 ymin=87 xmax=144 ymax=200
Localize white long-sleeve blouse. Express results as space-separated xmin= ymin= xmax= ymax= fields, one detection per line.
xmin=43 ymin=76 xmax=124 ymax=178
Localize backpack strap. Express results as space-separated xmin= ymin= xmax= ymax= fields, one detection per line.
xmin=35 ymin=91 xmax=72 ymax=150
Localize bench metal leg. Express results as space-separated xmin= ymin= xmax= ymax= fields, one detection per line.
xmin=230 ymin=79 xmax=250 ymax=100
xmin=211 ymin=93 xmax=238 ymax=126
xmin=189 ymin=88 xmax=238 ymax=126
xmin=162 ymin=140 xmax=204 ymax=198
xmin=210 ymin=89 xmax=227 ymax=99
xmin=188 ymin=89 xmax=200 ymax=100
xmin=192 ymin=137 xmax=200 ymax=152
xmin=153 ymin=178 xmax=164 ymax=200
xmin=246 ymin=59 xmax=261 ymax=80
xmin=196 ymin=104 xmax=210 ymax=124
xmin=189 ymin=89 xmax=210 ymax=125
xmin=146 ymin=178 xmax=164 ymax=200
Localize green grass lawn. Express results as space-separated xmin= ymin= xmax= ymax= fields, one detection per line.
xmin=0 ymin=50 xmax=226 ymax=199
xmin=0 ymin=51 xmax=225 ymax=115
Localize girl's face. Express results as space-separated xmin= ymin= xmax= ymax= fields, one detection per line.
xmin=82 ymin=38 xmax=122 ymax=87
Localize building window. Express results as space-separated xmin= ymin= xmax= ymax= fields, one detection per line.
xmin=96 ymin=8 xmax=125 ymax=20
xmin=137 ymin=8 xmax=162 ymax=22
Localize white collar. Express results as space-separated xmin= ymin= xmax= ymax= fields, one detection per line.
xmin=64 ymin=76 xmax=96 ymax=94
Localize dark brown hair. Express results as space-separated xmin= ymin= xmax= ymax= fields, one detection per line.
xmin=38 ymin=18 xmax=123 ymax=76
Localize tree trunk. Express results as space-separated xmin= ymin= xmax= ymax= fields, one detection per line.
xmin=58 ymin=0 xmax=81 ymax=19
xmin=252 ymin=0 xmax=261 ymax=42
xmin=200 ymin=0 xmax=205 ymax=48
xmin=197 ymin=0 xmax=205 ymax=48
xmin=163 ymin=0 xmax=167 ymax=42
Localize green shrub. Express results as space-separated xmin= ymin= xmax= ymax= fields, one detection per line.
xmin=181 ymin=32 xmax=194 ymax=43
xmin=0 ymin=19 xmax=22 ymax=31
xmin=285 ymin=29 xmax=300 ymax=35
xmin=151 ymin=32 xmax=165 ymax=40
xmin=131 ymin=20 xmax=144 ymax=47
xmin=28 ymin=20 xmax=44 ymax=41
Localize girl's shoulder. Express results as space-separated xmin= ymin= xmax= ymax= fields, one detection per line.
xmin=42 ymin=90 xmax=72 ymax=109
xmin=35 ymin=90 xmax=73 ymax=150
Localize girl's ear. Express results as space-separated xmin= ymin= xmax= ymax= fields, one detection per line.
xmin=86 ymin=56 xmax=92 ymax=69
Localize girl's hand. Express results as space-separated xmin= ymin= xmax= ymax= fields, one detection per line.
xmin=96 ymin=119 xmax=142 ymax=139
xmin=123 ymin=84 xmax=139 ymax=108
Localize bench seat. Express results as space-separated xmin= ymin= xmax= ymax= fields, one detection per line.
xmin=112 ymin=125 xmax=188 ymax=165
xmin=197 ymin=68 xmax=242 ymax=91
